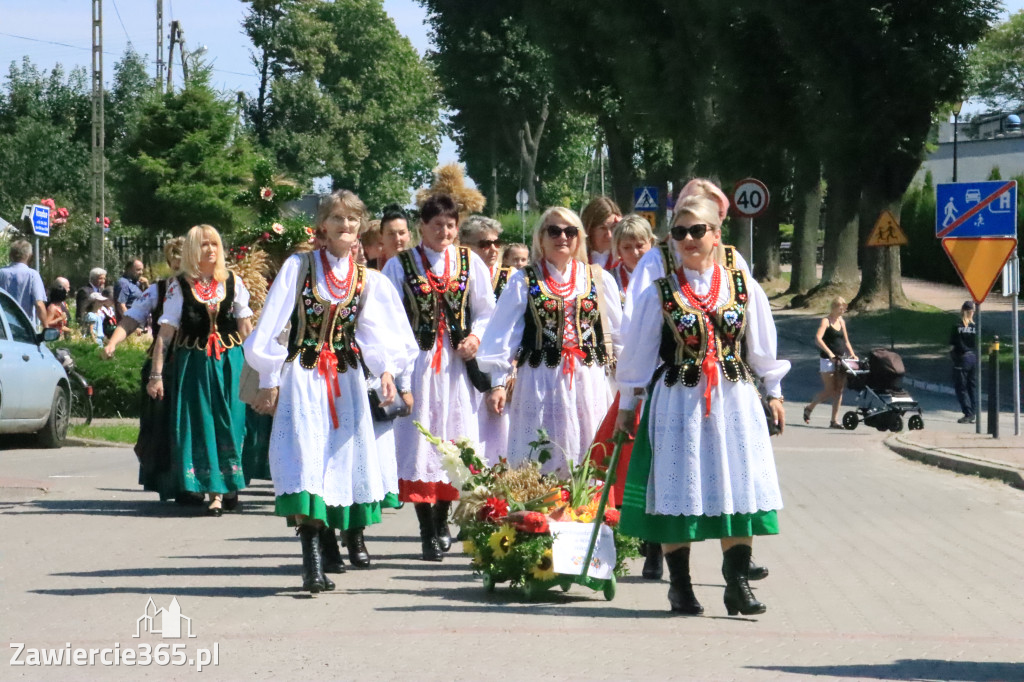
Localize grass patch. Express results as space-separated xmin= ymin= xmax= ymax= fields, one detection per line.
xmin=851 ymin=307 xmax=953 ymax=349
xmin=68 ymin=423 xmax=139 ymax=444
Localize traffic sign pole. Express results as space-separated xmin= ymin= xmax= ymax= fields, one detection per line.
xmin=976 ymin=303 xmax=982 ymax=434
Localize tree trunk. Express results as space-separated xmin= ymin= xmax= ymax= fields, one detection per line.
xmin=752 ymin=211 xmax=781 ymax=282
xmin=803 ymin=166 xmax=859 ymax=307
xmin=520 ymin=97 xmax=549 ymax=211
xmin=787 ymin=157 xmax=821 ymax=296
xmin=603 ymin=120 xmax=635 ymax=210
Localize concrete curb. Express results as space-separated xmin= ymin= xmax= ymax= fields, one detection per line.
xmin=884 ymin=434 xmax=1024 ymax=491
xmin=64 ymin=437 xmax=134 ymax=449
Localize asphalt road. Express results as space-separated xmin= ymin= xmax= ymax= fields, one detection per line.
xmin=2 ymin=392 xmax=1023 ymax=682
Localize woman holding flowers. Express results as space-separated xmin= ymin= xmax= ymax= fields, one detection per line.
xmin=477 ymin=207 xmax=622 ymax=476
xmin=244 ymin=190 xmax=416 ymax=593
xmin=615 ymin=194 xmax=788 ymax=617
xmin=382 ymin=194 xmax=499 ymax=563
xmin=148 ymin=226 xmax=252 ymax=516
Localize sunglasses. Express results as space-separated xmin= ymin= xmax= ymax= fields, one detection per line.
xmin=475 ymin=238 xmax=501 ymax=249
xmin=671 ymin=223 xmax=711 ymax=241
xmin=545 ymin=224 xmax=580 ymax=239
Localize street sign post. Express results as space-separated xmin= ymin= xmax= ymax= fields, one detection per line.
xmin=866 ymin=210 xmax=909 ymax=349
xmin=936 ymin=180 xmax=1019 ymax=435
xmin=731 ymin=178 xmax=769 ymax=271
xmin=516 ymin=189 xmax=529 ymax=240
xmin=22 ymin=204 xmax=50 ymax=272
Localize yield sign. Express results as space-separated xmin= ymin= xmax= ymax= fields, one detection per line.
xmin=866 ymin=209 xmax=908 ymax=247
xmin=941 ymin=237 xmax=1017 ymax=304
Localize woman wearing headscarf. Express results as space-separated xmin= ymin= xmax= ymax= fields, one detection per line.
xmin=244 ymin=190 xmax=416 ymax=592
xmin=477 ymin=207 xmax=622 ymax=475
xmin=148 ymin=225 xmax=252 ymax=517
xmin=616 ymin=194 xmax=789 ymax=617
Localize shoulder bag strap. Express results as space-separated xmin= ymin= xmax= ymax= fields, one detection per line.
xmin=589 ymin=264 xmax=615 ymax=368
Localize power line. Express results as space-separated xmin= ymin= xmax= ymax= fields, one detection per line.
xmin=109 ymin=0 xmax=135 ymax=51
xmin=0 ymin=31 xmax=254 ymax=79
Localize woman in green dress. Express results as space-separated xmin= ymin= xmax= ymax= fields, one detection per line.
xmin=147 ymin=224 xmax=253 ymax=516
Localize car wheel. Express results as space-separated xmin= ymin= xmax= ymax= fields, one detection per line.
xmin=37 ymin=387 xmax=70 ymax=448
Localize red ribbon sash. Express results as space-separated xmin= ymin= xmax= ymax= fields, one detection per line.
xmin=561 ymin=344 xmax=586 ymax=390
xmin=206 ymin=332 xmax=224 ymax=361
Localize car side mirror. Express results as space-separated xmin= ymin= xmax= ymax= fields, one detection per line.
xmin=38 ymin=328 xmax=60 ymax=344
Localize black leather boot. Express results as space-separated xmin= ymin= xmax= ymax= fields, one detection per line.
xmin=664 ymin=547 xmax=703 ymax=615
xmin=415 ymin=503 xmax=443 ymax=562
xmin=433 ymin=501 xmax=452 ymax=552
xmin=319 ymin=526 xmax=346 ymax=574
xmin=299 ymin=525 xmax=325 ymax=594
xmin=723 ymin=545 xmax=766 ymax=616
xmin=747 ymin=556 xmax=769 ymax=581
xmin=344 ymin=527 xmax=371 ymax=568
xmin=641 ymin=541 xmax=664 ymax=580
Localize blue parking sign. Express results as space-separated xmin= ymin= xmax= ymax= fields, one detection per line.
xmin=936 ymin=181 xmax=1017 ymax=238
xmin=30 ymin=205 xmax=50 ymax=237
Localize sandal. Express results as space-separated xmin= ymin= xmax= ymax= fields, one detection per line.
xmin=803 ymin=405 xmax=812 ymax=424
xmin=829 ymin=422 xmax=845 ymax=430
xmin=207 ymin=495 xmax=223 ymax=517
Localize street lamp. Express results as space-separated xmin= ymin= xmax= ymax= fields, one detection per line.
xmin=952 ymin=100 xmax=964 ymax=182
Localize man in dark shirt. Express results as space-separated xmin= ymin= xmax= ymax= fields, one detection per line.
xmin=949 ymin=300 xmax=977 ymax=423
xmin=114 ymin=258 xmax=144 ymax=322
xmin=76 ymin=267 xmax=112 ymax=325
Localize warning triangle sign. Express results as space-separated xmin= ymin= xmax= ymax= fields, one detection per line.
xmin=941 ymin=237 xmax=1017 ymax=304
xmin=866 ymin=210 xmax=908 ymax=247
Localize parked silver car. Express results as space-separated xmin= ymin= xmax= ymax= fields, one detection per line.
xmin=0 ymin=289 xmax=68 ymax=447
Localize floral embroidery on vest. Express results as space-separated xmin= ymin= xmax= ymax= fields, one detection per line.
xmin=398 ymin=247 xmax=471 ymax=352
xmin=517 ymin=264 xmax=608 ymax=369
xmin=286 ymin=253 xmax=366 ymax=373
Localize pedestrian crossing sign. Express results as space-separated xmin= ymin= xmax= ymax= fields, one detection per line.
xmin=865 ymin=210 xmax=908 ymax=247
xmin=633 ymin=186 xmax=658 ymax=211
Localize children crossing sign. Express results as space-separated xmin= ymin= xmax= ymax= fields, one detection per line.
xmin=866 ymin=210 xmax=908 ymax=247
xmin=633 ymin=187 xmax=658 ymax=211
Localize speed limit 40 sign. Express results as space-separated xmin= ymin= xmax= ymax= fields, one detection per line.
xmin=732 ymin=178 xmax=770 ymax=218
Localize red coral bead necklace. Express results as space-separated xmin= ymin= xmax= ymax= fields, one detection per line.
xmin=320 ymin=248 xmax=355 ymax=299
xmin=541 ymin=258 xmax=577 ymax=298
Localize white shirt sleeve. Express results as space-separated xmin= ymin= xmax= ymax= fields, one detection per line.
xmin=355 ymin=271 xmax=418 ymax=379
xmin=743 ymin=276 xmax=790 ymax=397
xmin=242 ymin=255 xmax=303 ymax=389
xmin=476 ymin=268 xmax=528 ymax=377
xmin=124 ymin=284 xmax=160 ymax=326
xmin=380 ymin=254 xmax=407 ymax=304
xmin=232 ymin=275 xmax=254 ymax=318
xmin=730 ymin=247 xmax=751 ymax=275
xmin=466 ymin=251 xmax=497 ymax=339
xmin=615 ymin=283 xmax=664 ymax=403
xmin=158 ymin=278 xmax=183 ymax=328
xmin=597 ymin=268 xmax=624 ymax=357
xmin=622 ymin=246 xmax=667 ymax=327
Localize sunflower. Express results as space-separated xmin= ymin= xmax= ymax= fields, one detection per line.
xmin=531 ymin=549 xmax=556 ymax=581
xmin=462 ymin=539 xmax=476 ymax=556
xmin=487 ymin=525 xmax=516 ymax=558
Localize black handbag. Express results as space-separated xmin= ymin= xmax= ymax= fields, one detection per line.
xmin=759 ymin=389 xmax=782 ymax=436
xmin=436 ymin=292 xmax=493 ymax=393
xmin=368 ymin=388 xmax=410 ymax=422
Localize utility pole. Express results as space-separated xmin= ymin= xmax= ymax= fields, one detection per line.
xmin=166 ymin=20 xmax=184 ymax=91
xmin=91 ymin=0 xmax=106 ymax=269
xmin=155 ymin=0 xmax=164 ymax=91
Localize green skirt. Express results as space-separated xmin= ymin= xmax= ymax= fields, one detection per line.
xmin=619 ymin=397 xmax=779 ymax=543
xmin=242 ymin=407 xmax=273 ymax=483
xmin=276 ymin=491 xmax=401 ymax=530
xmin=170 ymin=345 xmax=247 ymax=494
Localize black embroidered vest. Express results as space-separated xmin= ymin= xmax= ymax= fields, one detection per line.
xmin=146 ymin=279 xmax=169 ymax=357
xmin=654 ymin=267 xmax=752 ymax=387
xmin=492 ymin=266 xmax=513 ymax=299
xmin=516 ymin=264 xmax=609 ymax=369
xmin=398 ymin=247 xmax=471 ymax=352
xmin=175 ymin=273 xmax=241 ymax=351
xmin=286 ymin=252 xmax=366 ymax=372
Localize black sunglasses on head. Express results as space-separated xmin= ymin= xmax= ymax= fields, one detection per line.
xmin=545 ymin=224 xmax=580 ymax=239
xmin=671 ymin=223 xmax=711 ymax=241
xmin=475 ymin=238 xmax=501 ymax=248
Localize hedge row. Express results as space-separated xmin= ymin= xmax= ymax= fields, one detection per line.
xmin=54 ymin=338 xmax=147 ymax=418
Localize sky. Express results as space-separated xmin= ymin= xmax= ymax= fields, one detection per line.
xmin=2 ymin=0 xmax=1023 ymax=163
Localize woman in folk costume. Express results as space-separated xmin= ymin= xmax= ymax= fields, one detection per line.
xmin=243 ymin=190 xmax=416 ymax=593
xmin=460 ymin=215 xmax=515 ymax=463
xmin=382 ymin=194 xmax=500 ymax=563
xmin=615 ymin=194 xmax=789 ymax=617
xmin=104 ymin=237 xmax=191 ymax=503
xmin=623 ymin=179 xmax=749 ymax=322
xmin=477 ymin=207 xmax=622 ymax=476
xmin=582 ymin=196 xmax=622 ymax=269
xmin=608 ymin=214 xmax=655 ymax=300
xmin=147 ymin=225 xmax=252 ymax=517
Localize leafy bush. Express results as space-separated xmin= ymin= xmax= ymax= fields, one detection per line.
xmin=53 ymin=337 xmax=147 ymax=418
xmin=496 ymin=210 xmax=541 ymax=246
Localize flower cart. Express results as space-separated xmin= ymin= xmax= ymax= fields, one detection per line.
xmin=416 ymin=425 xmax=638 ymax=601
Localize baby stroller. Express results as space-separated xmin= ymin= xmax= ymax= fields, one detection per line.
xmin=840 ymin=349 xmax=924 ymax=432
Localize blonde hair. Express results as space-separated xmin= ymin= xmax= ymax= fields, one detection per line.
xmin=677 ymin=178 xmax=729 ymax=221
xmin=611 ymin=214 xmax=655 ymax=261
xmin=163 ymin=236 xmax=185 ymax=271
xmin=580 ymin=196 xmax=622 ymax=232
xmin=830 ymin=296 xmax=847 ymax=311
xmin=181 ymin=225 xmax=228 ymax=282
xmin=315 ymin=189 xmax=368 ymax=238
xmin=530 ymin=207 xmax=588 ymax=264
xmin=502 ymin=242 xmax=529 ymax=267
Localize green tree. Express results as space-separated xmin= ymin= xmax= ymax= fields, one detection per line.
xmin=117 ymin=66 xmax=258 ymax=235
xmin=969 ymin=10 xmax=1024 ymax=108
